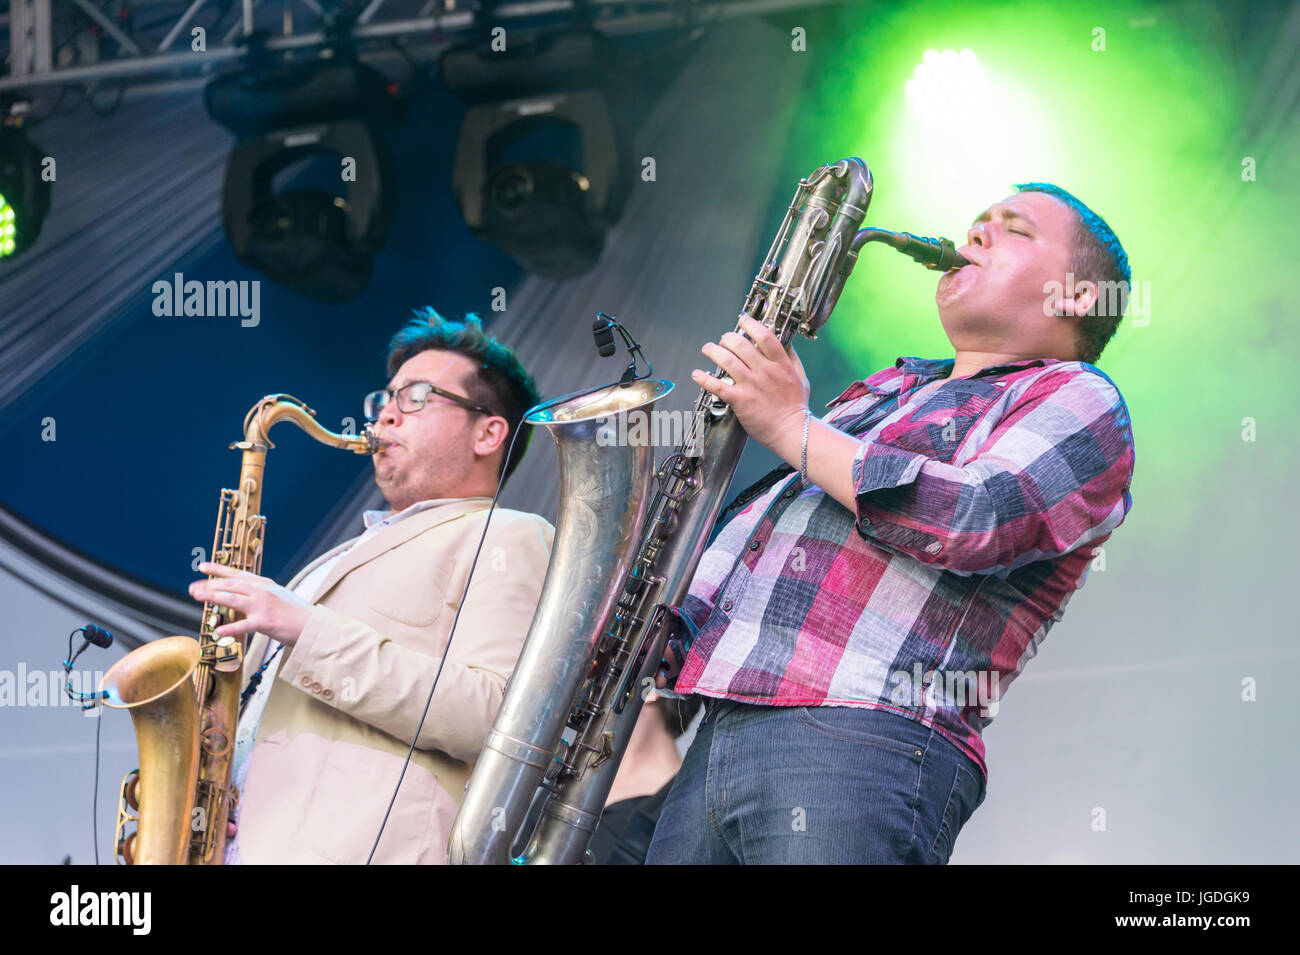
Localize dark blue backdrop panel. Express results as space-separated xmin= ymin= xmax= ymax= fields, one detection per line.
xmin=0 ymin=90 xmax=523 ymax=595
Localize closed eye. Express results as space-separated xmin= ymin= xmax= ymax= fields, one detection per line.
xmin=1008 ymin=229 xmax=1031 ymax=237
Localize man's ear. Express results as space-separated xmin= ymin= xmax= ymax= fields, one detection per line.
xmin=1060 ymin=278 xmax=1097 ymax=318
xmin=474 ymin=416 xmax=510 ymax=460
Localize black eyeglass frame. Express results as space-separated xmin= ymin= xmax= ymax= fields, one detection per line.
xmin=364 ymin=381 xmax=498 ymax=422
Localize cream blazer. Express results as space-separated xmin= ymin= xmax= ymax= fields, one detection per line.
xmin=234 ymin=499 xmax=553 ymax=864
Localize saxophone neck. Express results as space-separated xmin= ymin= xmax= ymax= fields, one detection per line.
xmin=200 ymin=394 xmax=387 ymax=641
xmin=238 ymin=393 xmax=387 ymax=455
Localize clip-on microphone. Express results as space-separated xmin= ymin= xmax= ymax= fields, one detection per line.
xmin=63 ymin=624 xmax=115 ymax=708
xmin=591 ymin=312 xmax=653 ymax=386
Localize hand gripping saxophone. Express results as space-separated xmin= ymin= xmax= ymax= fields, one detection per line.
xmin=447 ymin=157 xmax=967 ymax=864
xmin=98 ymin=395 xmax=385 ymax=864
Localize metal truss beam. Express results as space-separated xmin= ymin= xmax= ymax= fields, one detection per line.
xmin=8 ymin=0 xmax=53 ymax=78
xmin=0 ymin=0 xmax=838 ymax=95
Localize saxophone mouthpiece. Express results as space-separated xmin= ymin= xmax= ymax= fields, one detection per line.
xmin=897 ymin=232 xmax=969 ymax=271
xmin=858 ymin=228 xmax=968 ymax=271
xmin=362 ymin=426 xmax=391 ymax=454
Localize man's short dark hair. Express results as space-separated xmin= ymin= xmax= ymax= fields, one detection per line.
xmin=1014 ymin=182 xmax=1131 ymax=365
xmin=385 ymin=308 xmax=542 ymax=484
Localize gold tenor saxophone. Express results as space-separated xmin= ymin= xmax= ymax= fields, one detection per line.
xmin=448 ymin=157 xmax=967 ymax=864
xmin=98 ymin=395 xmax=385 ymax=864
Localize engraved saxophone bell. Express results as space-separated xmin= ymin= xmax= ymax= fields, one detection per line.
xmin=449 ymin=377 xmax=673 ymax=865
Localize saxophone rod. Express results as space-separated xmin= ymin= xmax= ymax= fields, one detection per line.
xmin=856 ymin=227 xmax=970 ymax=271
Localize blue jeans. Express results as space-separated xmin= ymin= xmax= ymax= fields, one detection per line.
xmin=645 ymin=699 xmax=986 ymax=864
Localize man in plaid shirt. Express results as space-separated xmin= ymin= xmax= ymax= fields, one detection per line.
xmin=647 ymin=183 xmax=1136 ymax=864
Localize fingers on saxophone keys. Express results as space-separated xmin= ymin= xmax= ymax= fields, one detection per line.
xmin=192 ymin=576 xmax=231 ymax=595
xmin=692 ymin=368 xmax=733 ymax=401
xmin=701 ymin=341 xmax=745 ymax=378
xmin=738 ymin=315 xmax=778 ymax=351
xmin=719 ymin=331 xmax=765 ymax=365
xmin=199 ymin=561 xmax=253 ymax=580
xmin=215 ymin=618 xmax=256 ymax=638
xmin=189 ymin=581 xmax=247 ymax=609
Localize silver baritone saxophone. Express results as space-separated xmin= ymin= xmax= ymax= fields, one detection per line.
xmin=447 ymin=158 xmax=967 ymax=864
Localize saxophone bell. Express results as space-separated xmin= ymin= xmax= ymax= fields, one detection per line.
xmin=99 ymin=636 xmax=202 ymax=866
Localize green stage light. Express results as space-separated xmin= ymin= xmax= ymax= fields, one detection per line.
xmin=0 ymin=128 xmax=52 ymax=260
xmin=778 ymin=0 xmax=1280 ymax=536
xmin=0 ymin=196 xmax=17 ymax=257
xmin=905 ymin=48 xmax=992 ymax=129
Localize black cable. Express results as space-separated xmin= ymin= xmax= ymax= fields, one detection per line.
xmin=63 ymin=625 xmax=107 ymax=864
xmin=44 ymin=84 xmax=86 ymax=120
xmin=239 ymin=643 xmax=285 ymax=709
xmin=62 ymin=623 xmax=113 ymax=862
xmin=93 ymin=703 xmax=103 ymax=865
xmin=83 ymin=79 xmax=127 ymax=117
xmin=30 ymin=0 xmax=236 ymax=125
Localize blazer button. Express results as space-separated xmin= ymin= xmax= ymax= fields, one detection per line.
xmin=311 ymin=681 xmax=323 ymax=694
xmin=299 ymin=675 xmax=312 ymax=688
xmin=322 ymin=688 xmax=334 ymax=701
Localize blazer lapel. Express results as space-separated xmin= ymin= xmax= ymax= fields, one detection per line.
xmin=285 ymin=537 xmax=357 ymax=591
xmin=241 ymin=537 xmax=359 ymax=684
xmin=309 ymin=498 xmax=492 ymax=603
xmin=240 ymin=499 xmax=491 ymax=683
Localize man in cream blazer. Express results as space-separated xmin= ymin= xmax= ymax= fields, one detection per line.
xmin=189 ymin=311 xmax=553 ymax=863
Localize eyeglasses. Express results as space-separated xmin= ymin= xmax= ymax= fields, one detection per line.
xmin=363 ymin=381 xmax=497 ymax=422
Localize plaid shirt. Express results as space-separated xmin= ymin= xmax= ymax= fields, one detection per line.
xmin=670 ymin=356 xmax=1136 ymax=779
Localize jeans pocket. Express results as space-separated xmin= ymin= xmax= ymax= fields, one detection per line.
xmin=794 ymin=706 xmax=925 ymax=760
xmin=929 ymin=761 xmax=980 ymax=864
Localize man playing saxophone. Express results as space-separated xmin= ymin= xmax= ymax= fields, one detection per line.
xmin=649 ymin=183 xmax=1136 ymax=864
xmin=187 ymin=309 xmax=553 ymax=864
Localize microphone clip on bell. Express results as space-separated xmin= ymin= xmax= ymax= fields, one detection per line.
xmin=63 ymin=624 xmax=115 ymax=709
xmin=592 ymin=312 xmax=654 ymax=386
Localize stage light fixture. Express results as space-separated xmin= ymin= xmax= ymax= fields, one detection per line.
xmin=0 ymin=126 xmax=52 ymax=260
xmin=205 ymin=55 xmax=403 ymax=302
xmin=443 ymin=33 xmax=630 ymax=279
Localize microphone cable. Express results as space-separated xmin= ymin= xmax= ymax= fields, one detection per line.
xmin=92 ymin=699 xmax=103 ymax=865
xmin=63 ymin=624 xmax=114 ymax=865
